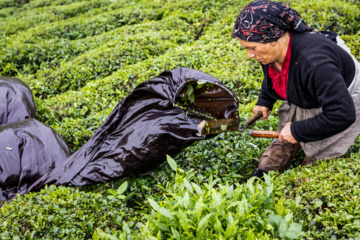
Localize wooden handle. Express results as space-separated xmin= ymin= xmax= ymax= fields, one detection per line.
xmin=241 ymin=111 xmax=263 ymax=128
xmin=248 ymin=130 xmax=280 ymax=138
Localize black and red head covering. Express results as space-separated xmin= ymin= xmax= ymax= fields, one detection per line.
xmin=232 ymin=0 xmax=311 ymax=43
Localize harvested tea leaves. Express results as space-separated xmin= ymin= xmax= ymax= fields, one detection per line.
xmin=186 ymin=84 xmax=195 ymax=103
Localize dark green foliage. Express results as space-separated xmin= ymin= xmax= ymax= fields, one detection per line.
xmin=0 ymin=0 xmax=29 ymax=9
xmin=274 ymin=158 xmax=360 ymax=239
xmin=30 ymin=31 xmax=181 ymax=96
xmin=0 ymin=0 xmax=359 ymax=239
xmin=0 ymin=185 xmax=128 ymax=239
xmin=0 ymin=15 xmax=190 ymax=76
xmin=0 ymin=0 xmax=116 ymax=36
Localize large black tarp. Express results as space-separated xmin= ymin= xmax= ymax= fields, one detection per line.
xmin=0 ymin=68 xmax=239 ymax=202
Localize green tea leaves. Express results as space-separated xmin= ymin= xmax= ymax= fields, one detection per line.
xmin=312 ymin=199 xmax=323 ymax=209
xmin=286 ymin=223 xmax=303 ymax=239
xmin=107 ymin=181 xmax=128 ymax=200
xmin=148 ymin=198 xmax=173 ymax=219
xmin=116 ymin=181 xmax=128 ymax=195
xmin=167 ymin=155 xmax=177 ymax=172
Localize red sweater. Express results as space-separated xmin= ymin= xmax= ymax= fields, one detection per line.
xmin=268 ymin=34 xmax=292 ymax=99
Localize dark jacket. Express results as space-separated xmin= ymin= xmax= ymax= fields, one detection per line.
xmin=257 ymin=32 xmax=356 ymax=143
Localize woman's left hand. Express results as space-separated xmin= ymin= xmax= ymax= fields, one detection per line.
xmin=279 ymin=122 xmax=298 ymax=144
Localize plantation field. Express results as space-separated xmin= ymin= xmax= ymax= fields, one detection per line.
xmin=1 ymin=0 xmax=360 ymax=239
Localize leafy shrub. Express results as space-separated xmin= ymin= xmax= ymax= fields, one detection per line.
xmin=0 ymin=0 xmax=217 ymax=77
xmin=0 ymin=6 xmax=17 ymax=18
xmin=274 ymin=158 xmax=360 ymax=239
xmin=289 ymin=0 xmax=360 ymax=35
xmin=96 ymin=156 xmax=303 ymax=239
xmin=0 ymin=185 xmax=128 ymax=239
xmin=29 ymin=31 xmax=181 ymax=96
xmin=27 ymin=10 xmax=208 ymax=97
xmin=0 ymin=14 xmax=193 ymax=76
xmin=24 ymin=0 xmax=90 ymax=9
xmin=0 ymin=0 xmax=114 ymax=36
xmin=2 ymin=0 xmax=215 ymax=46
xmin=0 ymin=0 xmax=28 ymax=9
xmin=0 ymin=38 xmax=82 ymax=76
xmin=341 ymin=34 xmax=360 ymax=61
xmin=1 ymin=3 xmax=163 ymax=46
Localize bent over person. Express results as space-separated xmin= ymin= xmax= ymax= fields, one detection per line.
xmin=232 ymin=0 xmax=360 ymax=177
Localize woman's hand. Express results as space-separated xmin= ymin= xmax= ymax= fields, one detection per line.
xmin=252 ymin=105 xmax=271 ymax=120
xmin=279 ymin=122 xmax=298 ymax=144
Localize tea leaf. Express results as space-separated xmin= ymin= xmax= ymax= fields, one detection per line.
xmin=167 ymin=155 xmax=177 ymax=172
xmin=285 ymin=223 xmax=302 ymax=239
xmin=183 ymin=179 xmax=193 ymax=193
xmin=108 ymin=189 xmax=117 ymax=196
xmin=171 ymin=227 xmax=181 ymax=240
xmin=268 ymin=215 xmax=283 ymax=227
xmin=159 ymin=207 xmax=173 ymax=219
xmin=116 ymin=181 xmax=128 ymax=195
xmin=197 ymin=213 xmax=212 ymax=231
xmin=183 ymin=191 xmax=190 ymax=209
xmin=191 ymin=182 xmax=203 ymax=195
xmin=148 ymin=198 xmax=161 ymax=213
xmin=312 ymin=200 xmax=323 ymax=209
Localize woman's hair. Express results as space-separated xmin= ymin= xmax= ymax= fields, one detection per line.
xmin=232 ymin=0 xmax=311 ymax=43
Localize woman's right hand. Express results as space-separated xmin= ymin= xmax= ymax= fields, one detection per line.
xmin=252 ymin=105 xmax=271 ymax=120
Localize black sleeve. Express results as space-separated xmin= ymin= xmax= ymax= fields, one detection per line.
xmin=291 ymin=63 xmax=356 ymax=143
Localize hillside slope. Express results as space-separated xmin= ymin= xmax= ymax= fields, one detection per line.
xmin=1 ymin=0 xmax=360 ymax=239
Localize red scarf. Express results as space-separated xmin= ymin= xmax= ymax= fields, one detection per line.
xmin=268 ymin=33 xmax=292 ymax=99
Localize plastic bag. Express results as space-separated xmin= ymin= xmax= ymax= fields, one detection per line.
xmin=0 ymin=68 xmax=239 ymax=202
xmin=0 ymin=77 xmax=70 ymax=201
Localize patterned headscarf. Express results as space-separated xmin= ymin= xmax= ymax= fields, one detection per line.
xmin=232 ymin=0 xmax=311 ymax=42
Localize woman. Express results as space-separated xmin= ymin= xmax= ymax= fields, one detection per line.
xmin=232 ymin=0 xmax=360 ymax=177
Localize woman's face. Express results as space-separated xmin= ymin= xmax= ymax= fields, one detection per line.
xmin=238 ymin=38 xmax=280 ymax=65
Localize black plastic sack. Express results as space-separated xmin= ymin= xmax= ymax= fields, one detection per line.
xmin=0 ymin=68 xmax=239 ymax=202
xmin=0 ymin=77 xmax=70 ymax=202
xmin=0 ymin=119 xmax=71 ymax=201
xmin=0 ymin=76 xmax=36 ymax=124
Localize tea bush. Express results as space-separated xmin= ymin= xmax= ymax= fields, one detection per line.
xmin=0 ymin=185 xmax=129 ymax=239
xmin=274 ymin=158 xmax=360 ymax=239
xmin=341 ymin=34 xmax=360 ymax=60
xmin=96 ymin=156 xmax=303 ymax=239
xmin=0 ymin=4 xmax=162 ymax=53
xmin=24 ymin=0 xmax=89 ymax=9
xmin=1 ymin=0 xmax=219 ymax=48
xmin=291 ymin=0 xmax=360 ymax=35
xmin=0 ymin=0 xmax=115 ymax=36
xmin=0 ymin=0 xmax=221 ymax=77
xmin=0 ymin=0 xmax=28 ymax=9
xmin=0 ymin=15 xmax=193 ymax=76
xmin=29 ymin=29 xmax=185 ymax=96
xmin=0 ymin=7 xmax=17 ymax=18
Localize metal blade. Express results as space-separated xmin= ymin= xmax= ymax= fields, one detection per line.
xmin=197 ymin=118 xmax=239 ymax=136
